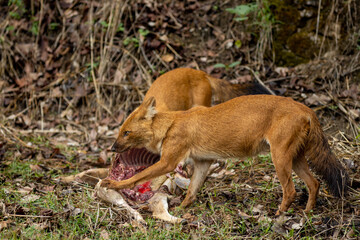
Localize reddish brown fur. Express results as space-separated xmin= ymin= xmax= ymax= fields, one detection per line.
xmin=102 ymin=95 xmax=349 ymax=214
xmin=143 ymin=68 xmax=271 ymax=111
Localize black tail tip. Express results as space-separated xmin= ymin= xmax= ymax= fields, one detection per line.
xmin=329 ymin=171 xmax=350 ymax=198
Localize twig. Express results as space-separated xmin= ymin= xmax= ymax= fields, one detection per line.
xmin=264 ymin=75 xmax=307 ymax=83
xmin=152 ymin=50 xmax=170 ymax=70
xmin=0 ymin=123 xmax=38 ymax=150
xmin=315 ymin=0 xmax=322 ymax=44
xmin=19 ymin=129 xmax=82 ymax=135
xmin=140 ymin=43 xmax=155 ymax=73
xmin=165 ymin=43 xmax=182 ymax=59
xmin=6 ymin=214 xmax=52 ymax=218
xmin=242 ymin=66 xmax=276 ymax=95
xmin=94 ymin=202 xmax=100 ymax=230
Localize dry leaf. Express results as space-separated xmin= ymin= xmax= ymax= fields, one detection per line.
xmin=305 ymin=94 xmax=331 ymax=106
xmin=21 ymin=114 xmax=32 ymax=126
xmin=30 ymin=164 xmax=43 ymax=172
xmin=275 ymin=67 xmax=289 ymax=77
xmin=114 ymin=69 xmax=125 ymax=84
xmin=98 ymin=125 xmax=108 ymax=135
xmin=21 ymin=194 xmax=40 ymax=203
xmin=0 ymin=220 xmax=11 ymax=230
xmin=100 ymin=229 xmax=110 ymax=240
xmin=89 ymin=129 xmax=97 ymax=141
xmin=15 ymin=43 xmax=38 ymax=56
xmin=161 ymin=54 xmax=174 ymax=62
xmin=75 ymin=85 xmax=87 ymax=97
xmin=41 ymin=185 xmax=55 ymax=192
xmin=237 ymin=210 xmax=252 ymax=220
xmin=16 ymin=187 xmax=33 ymax=195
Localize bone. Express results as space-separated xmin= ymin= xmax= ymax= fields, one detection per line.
xmin=95 ymin=180 xmax=146 ymax=225
xmin=60 ymin=168 xmax=109 ymax=186
xmin=174 ymin=173 xmax=191 ymax=190
xmin=116 ymin=148 xmax=160 ymax=167
xmin=148 ymin=193 xmax=184 ymax=224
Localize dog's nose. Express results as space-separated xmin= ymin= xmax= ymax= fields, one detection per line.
xmin=110 ymin=142 xmax=118 ymax=152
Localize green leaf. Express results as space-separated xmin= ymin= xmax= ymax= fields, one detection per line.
xmin=139 ymin=28 xmax=149 ymax=37
xmin=235 ymin=39 xmax=242 ymax=48
xmin=228 ymin=61 xmax=241 ymax=68
xmin=49 ymin=23 xmax=60 ymax=30
xmin=100 ymin=21 xmax=109 ymax=28
xmin=117 ymin=23 xmax=124 ymax=32
xmin=234 ymin=17 xmax=249 ymax=21
xmin=226 ymin=3 xmax=257 ymax=16
xmin=213 ymin=63 xmax=227 ymax=69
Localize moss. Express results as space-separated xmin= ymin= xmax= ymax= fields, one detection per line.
xmin=287 ymin=32 xmax=318 ymax=59
xmin=269 ymin=0 xmax=300 ymax=44
xmin=273 ymin=42 xmax=308 ymax=67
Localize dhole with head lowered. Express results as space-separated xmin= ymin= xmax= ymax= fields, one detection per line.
xmin=101 ymin=95 xmax=349 ymax=214
xmin=142 ymin=67 xmax=272 ymax=112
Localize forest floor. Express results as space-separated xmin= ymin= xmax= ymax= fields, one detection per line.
xmin=1 ymin=0 xmax=359 ymax=239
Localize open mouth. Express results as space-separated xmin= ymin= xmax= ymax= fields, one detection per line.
xmin=107 ymin=148 xmax=160 ymax=202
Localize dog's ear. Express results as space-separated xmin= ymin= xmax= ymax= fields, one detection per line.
xmin=143 ymin=96 xmax=157 ymax=120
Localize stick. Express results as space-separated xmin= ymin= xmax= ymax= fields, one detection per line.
xmin=242 ymin=66 xmax=276 ymax=95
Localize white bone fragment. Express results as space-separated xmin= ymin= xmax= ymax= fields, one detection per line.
xmin=148 ymin=193 xmax=184 ymax=224
xmin=60 ymin=168 xmax=109 ymax=186
xmin=95 ymin=180 xmax=146 ymax=225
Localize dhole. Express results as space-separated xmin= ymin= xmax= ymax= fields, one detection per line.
xmin=142 ymin=68 xmax=271 ymax=112
xmin=101 ymin=95 xmax=349 ymax=214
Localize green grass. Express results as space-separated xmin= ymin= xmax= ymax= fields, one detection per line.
xmin=0 ymin=138 xmax=358 ymax=239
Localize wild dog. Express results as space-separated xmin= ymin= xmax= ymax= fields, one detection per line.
xmin=142 ymin=68 xmax=272 ymax=112
xmin=101 ymin=95 xmax=349 ymax=214
xmin=109 ymin=67 xmax=272 ymax=203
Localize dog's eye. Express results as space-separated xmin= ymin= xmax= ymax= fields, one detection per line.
xmin=123 ymin=131 xmax=131 ymax=137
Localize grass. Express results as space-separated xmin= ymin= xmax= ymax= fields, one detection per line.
xmin=0 ymin=136 xmax=359 ymax=239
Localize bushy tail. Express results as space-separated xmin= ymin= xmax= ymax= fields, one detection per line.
xmin=305 ymin=118 xmax=349 ymax=197
xmin=206 ymin=76 xmax=273 ymax=103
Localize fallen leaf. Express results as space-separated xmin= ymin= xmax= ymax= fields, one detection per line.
xmin=230 ymin=75 xmax=252 ymax=84
xmin=0 ymin=220 xmax=11 ymax=230
xmin=21 ymin=194 xmax=40 ymax=203
xmin=252 ymin=204 xmax=263 ymax=214
xmin=30 ymin=164 xmax=43 ymax=172
xmin=74 ymin=84 xmax=87 ymax=97
xmin=349 ymin=109 xmax=359 ymax=119
xmin=41 ymin=185 xmax=55 ymax=192
xmin=98 ymin=125 xmax=108 ymax=135
xmin=291 ymin=222 xmax=302 ymax=230
xmin=237 ymin=210 xmax=252 ymax=220
xmin=100 ymin=229 xmax=110 ymax=240
xmin=161 ymin=54 xmax=174 ymax=62
xmin=16 ymin=187 xmax=33 ymax=195
xmin=15 ymin=43 xmax=38 ymax=56
xmin=98 ymin=150 xmax=108 ymax=165
xmin=21 ymin=114 xmax=32 ymax=126
xmin=34 ymin=223 xmax=48 ymax=231
xmin=275 ymin=67 xmax=289 ymax=77
xmin=114 ymin=69 xmax=125 ymax=84
xmin=71 ymin=208 xmax=82 ymax=216
xmin=305 ymin=94 xmax=331 ymax=106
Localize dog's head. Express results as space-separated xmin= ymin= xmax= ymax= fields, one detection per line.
xmin=111 ymin=97 xmax=157 ymax=153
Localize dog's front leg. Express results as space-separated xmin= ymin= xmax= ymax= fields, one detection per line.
xmin=181 ymin=159 xmax=213 ymax=207
xmin=101 ymin=147 xmax=188 ymax=190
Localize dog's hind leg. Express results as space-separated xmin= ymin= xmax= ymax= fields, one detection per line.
xmin=181 ymin=159 xmax=213 ymax=208
xmin=292 ymin=153 xmax=320 ymax=212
